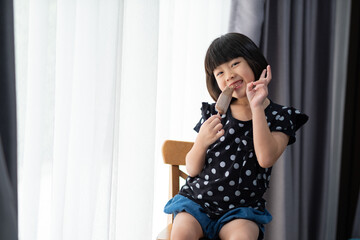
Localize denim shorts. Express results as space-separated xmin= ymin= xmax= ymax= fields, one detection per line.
xmin=164 ymin=194 xmax=272 ymax=240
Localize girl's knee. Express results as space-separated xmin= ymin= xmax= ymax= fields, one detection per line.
xmin=171 ymin=212 xmax=203 ymax=240
xmin=219 ymin=219 xmax=259 ymax=240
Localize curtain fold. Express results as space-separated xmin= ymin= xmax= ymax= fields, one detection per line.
xmin=15 ymin=0 xmax=234 ymax=239
xmin=152 ymin=0 xmax=231 ymax=237
xmin=229 ymin=0 xmax=351 ymax=239
xmin=15 ymin=0 xmax=123 ymax=239
xmin=0 ymin=0 xmax=18 ymax=239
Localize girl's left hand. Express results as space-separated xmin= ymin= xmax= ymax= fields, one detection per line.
xmin=246 ymin=65 xmax=272 ymax=109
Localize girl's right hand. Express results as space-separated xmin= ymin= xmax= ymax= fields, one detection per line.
xmin=196 ymin=114 xmax=224 ymax=149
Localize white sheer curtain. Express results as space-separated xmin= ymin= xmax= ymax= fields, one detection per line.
xmin=14 ymin=0 xmax=230 ymax=239
xmin=152 ymin=1 xmax=230 ymax=238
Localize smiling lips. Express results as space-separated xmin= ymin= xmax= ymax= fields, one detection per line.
xmin=229 ymin=80 xmax=243 ymax=89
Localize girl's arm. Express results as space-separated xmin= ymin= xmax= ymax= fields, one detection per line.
xmin=247 ymin=65 xmax=289 ymax=168
xmin=251 ymin=106 xmax=289 ymax=168
xmin=186 ymin=114 xmax=224 ymax=177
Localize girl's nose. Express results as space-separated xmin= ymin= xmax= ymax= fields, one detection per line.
xmin=226 ymin=72 xmax=234 ymax=81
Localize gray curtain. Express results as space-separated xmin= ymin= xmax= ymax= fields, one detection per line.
xmin=0 ymin=0 xmax=18 ymax=239
xmin=229 ymin=0 xmax=353 ymax=239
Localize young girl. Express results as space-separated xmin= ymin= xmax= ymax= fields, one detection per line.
xmin=164 ymin=33 xmax=308 ymax=240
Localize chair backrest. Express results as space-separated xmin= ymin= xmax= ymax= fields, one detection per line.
xmin=162 ymin=140 xmax=194 ymax=198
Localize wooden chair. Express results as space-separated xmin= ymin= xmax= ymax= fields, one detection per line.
xmin=156 ymin=140 xmax=194 ymax=240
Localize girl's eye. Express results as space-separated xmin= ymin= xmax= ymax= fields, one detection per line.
xmin=232 ymin=62 xmax=240 ymax=67
xmin=216 ymin=71 xmax=223 ymax=77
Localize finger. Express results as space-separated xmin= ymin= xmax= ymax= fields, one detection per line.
xmin=208 ymin=116 xmax=221 ymax=128
xmin=254 ymin=83 xmax=266 ymax=91
xmin=213 ymin=122 xmax=223 ymax=133
xmin=253 ymin=79 xmax=268 ymax=86
xmin=260 ymin=68 xmax=266 ymax=79
xmin=247 ymin=82 xmax=255 ymax=92
xmin=266 ymin=65 xmax=272 ymax=83
xmin=215 ymin=129 xmax=225 ymax=139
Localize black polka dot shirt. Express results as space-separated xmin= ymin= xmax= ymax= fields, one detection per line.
xmin=179 ymin=100 xmax=308 ymax=218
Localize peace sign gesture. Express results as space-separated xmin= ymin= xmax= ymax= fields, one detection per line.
xmin=246 ymin=65 xmax=272 ymax=109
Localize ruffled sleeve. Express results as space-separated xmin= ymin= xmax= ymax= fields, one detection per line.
xmin=268 ymin=106 xmax=309 ymax=145
xmin=193 ymin=102 xmax=217 ymax=133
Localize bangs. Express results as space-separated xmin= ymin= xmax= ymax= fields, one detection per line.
xmin=205 ymin=34 xmax=252 ymax=75
xmin=205 ymin=42 xmax=239 ymax=73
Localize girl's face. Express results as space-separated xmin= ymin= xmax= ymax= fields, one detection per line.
xmin=213 ymin=57 xmax=255 ymax=100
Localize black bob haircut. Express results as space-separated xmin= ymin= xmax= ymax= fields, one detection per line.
xmin=204 ymin=33 xmax=268 ymax=101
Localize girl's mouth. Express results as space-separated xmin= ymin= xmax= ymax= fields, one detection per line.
xmin=230 ymin=80 xmax=243 ymax=89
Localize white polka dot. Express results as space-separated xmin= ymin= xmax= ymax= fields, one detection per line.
xmin=245 ymin=131 xmax=249 ymax=136
xmin=229 ymin=180 xmax=235 ymax=186
xmin=207 ymin=191 xmax=213 ymax=196
xmin=249 ymin=152 xmax=253 ymax=158
xmin=205 ymin=175 xmax=209 ymax=180
xmin=237 ymin=147 xmax=241 ymax=151
xmin=224 ymin=196 xmax=230 ymax=202
xmin=211 ymin=168 xmax=216 ymax=174
xmin=205 ymin=202 xmax=210 ymax=207
xmin=242 ymin=140 xmax=247 ymax=146
xmin=257 ymin=174 xmax=262 ymax=179
xmin=234 ymin=163 xmax=240 ymax=169
xmin=243 ymin=161 xmax=247 ymax=166
xmin=197 ymin=194 xmax=202 ymax=199
xmin=183 ymin=186 xmax=189 ymax=189
xmin=196 ymin=183 xmax=200 ymax=188
xmin=225 ymin=171 xmax=230 ymax=177
xmin=230 ymin=155 xmax=236 ymax=161
xmin=226 ymin=120 xmax=230 ymax=125
xmin=204 ymin=181 xmax=209 ymax=185
xmin=263 ymin=174 xmax=267 ymax=179
xmin=272 ymin=111 xmax=277 ymax=115
xmin=225 ymin=145 xmax=230 ymax=150
xmin=213 ymin=201 xmax=218 ymax=205
xmin=276 ymin=126 xmax=282 ymax=130
xmin=220 ymin=136 xmax=225 ymax=142
xmin=276 ymin=115 xmax=280 ymax=120
xmin=239 ymin=123 xmax=244 ymax=127
xmin=220 ymin=161 xmax=226 ymax=167
xmin=218 ymin=186 xmax=224 ymax=191
xmin=295 ymin=110 xmax=301 ymax=114
xmin=268 ymin=122 xmax=271 ymax=126
xmin=267 ymin=175 xmax=271 ymax=181
xmin=215 ymin=152 xmax=220 ymax=157
xmin=250 ymin=192 xmax=256 ymax=197
xmin=208 ymin=158 xmax=212 ymax=164
xmin=246 ymin=170 xmax=252 ymax=176
xmin=229 ymin=204 xmax=235 ymax=209
xmin=240 ymin=199 xmax=246 ymax=204
xmin=235 ymin=190 xmax=241 ymax=196
xmin=253 ymin=180 xmax=257 ymax=186
xmin=238 ymin=178 xmax=242 ymax=184
xmin=235 ymin=138 xmax=240 ymax=143
xmin=229 ymin=128 xmax=235 ymax=134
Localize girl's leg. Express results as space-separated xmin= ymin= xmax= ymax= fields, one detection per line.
xmin=219 ymin=219 xmax=259 ymax=240
xmin=171 ymin=212 xmax=204 ymax=240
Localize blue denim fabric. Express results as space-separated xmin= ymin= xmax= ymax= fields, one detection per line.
xmin=164 ymin=194 xmax=272 ymax=240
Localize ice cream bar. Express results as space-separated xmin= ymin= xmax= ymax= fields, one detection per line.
xmin=215 ymin=86 xmax=234 ymax=115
